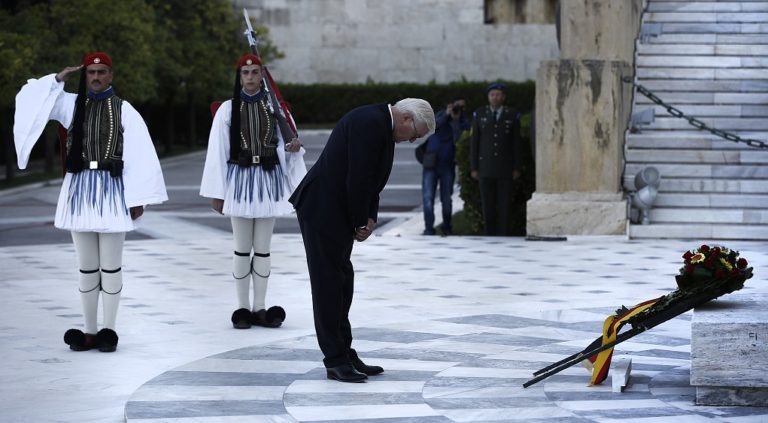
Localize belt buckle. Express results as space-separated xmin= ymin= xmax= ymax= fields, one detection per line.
xmin=89 ymin=161 xmax=98 ymax=170
xmin=252 ymin=155 xmax=260 ymax=164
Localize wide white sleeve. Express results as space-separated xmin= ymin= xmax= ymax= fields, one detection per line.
xmin=121 ymin=101 xmax=168 ymax=208
xmin=279 ymin=130 xmax=307 ymax=191
xmin=13 ymin=73 xmax=76 ymax=169
xmin=199 ymin=101 xmax=232 ymax=200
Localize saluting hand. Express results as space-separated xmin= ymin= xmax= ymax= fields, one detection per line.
xmin=55 ymin=65 xmax=83 ymax=83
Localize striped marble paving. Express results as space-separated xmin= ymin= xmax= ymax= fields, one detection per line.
xmin=124 ymin=313 xmax=768 ymax=422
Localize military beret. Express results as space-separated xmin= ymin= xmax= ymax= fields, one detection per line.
xmin=83 ymin=52 xmax=112 ymax=68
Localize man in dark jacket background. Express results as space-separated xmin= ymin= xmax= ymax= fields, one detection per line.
xmin=289 ymin=98 xmax=435 ymax=382
xmin=420 ymin=96 xmax=470 ymax=235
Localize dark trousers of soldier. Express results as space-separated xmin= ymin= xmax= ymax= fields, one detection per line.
xmin=296 ymin=214 xmax=356 ymax=368
xmin=479 ymin=177 xmax=515 ymax=236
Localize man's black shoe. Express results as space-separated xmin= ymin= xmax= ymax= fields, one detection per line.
xmin=326 ymin=363 xmax=367 ymax=383
xmin=349 ymin=349 xmax=384 ymax=376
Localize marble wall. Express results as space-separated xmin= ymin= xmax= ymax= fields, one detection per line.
xmin=234 ymin=0 xmax=559 ymax=83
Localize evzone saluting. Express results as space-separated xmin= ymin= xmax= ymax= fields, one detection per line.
xmin=13 ymin=52 xmax=167 ymax=352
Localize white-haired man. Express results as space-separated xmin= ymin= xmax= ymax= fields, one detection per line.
xmin=290 ymin=98 xmax=435 ymax=382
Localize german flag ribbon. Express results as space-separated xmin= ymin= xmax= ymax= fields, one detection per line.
xmin=588 ymin=298 xmax=659 ymax=385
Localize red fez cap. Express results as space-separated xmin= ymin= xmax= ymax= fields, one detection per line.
xmin=237 ymin=54 xmax=262 ymax=68
xmin=83 ymin=52 xmax=112 ymax=67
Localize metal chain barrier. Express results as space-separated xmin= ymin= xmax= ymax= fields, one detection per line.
xmin=623 ymin=76 xmax=768 ymax=149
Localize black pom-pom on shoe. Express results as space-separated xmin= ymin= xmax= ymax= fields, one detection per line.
xmin=266 ymin=306 xmax=285 ymax=325
xmin=231 ymin=308 xmax=252 ymax=329
xmin=251 ymin=306 xmax=284 ymax=328
xmin=64 ymin=328 xmax=97 ymax=351
xmin=96 ymin=328 xmax=119 ymax=352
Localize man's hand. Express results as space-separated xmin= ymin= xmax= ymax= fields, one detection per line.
xmin=354 ymin=218 xmax=376 ymax=242
xmin=129 ymin=206 xmax=144 ymax=220
xmin=55 ymin=65 xmax=83 ymax=83
xmin=471 ymin=170 xmax=479 ymax=180
xmin=211 ymin=198 xmax=224 ymax=214
xmin=285 ymin=137 xmax=302 ymax=153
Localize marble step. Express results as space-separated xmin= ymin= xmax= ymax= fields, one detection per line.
xmin=642 ymin=23 xmax=768 ymax=35
xmin=646 ymin=12 xmax=768 ymax=24
xmin=636 ymin=92 xmax=768 ymax=105
xmin=637 ymin=55 xmax=768 ymax=68
xmin=644 ymin=33 xmax=768 ymax=44
xmin=647 ymin=2 xmax=768 ymax=13
xmin=640 ymin=104 xmax=768 ymax=118
xmin=647 ymin=207 xmax=768 ymax=224
xmin=622 ymin=176 xmax=768 ymax=194
xmin=637 ymin=67 xmax=768 ymax=79
xmin=629 ymin=222 xmax=768 ymax=240
xmin=638 ymin=44 xmax=768 ymax=56
xmin=625 ymin=162 xmax=768 ymax=179
xmin=627 ymin=132 xmax=767 ymax=150
xmin=656 ymin=193 xmax=767 ymax=208
xmin=639 ymin=80 xmax=768 ymax=93
xmin=626 ymin=148 xmax=768 ymax=164
xmin=644 ymin=116 xmax=768 ymax=130
xmin=623 ymin=185 xmax=768 ymax=206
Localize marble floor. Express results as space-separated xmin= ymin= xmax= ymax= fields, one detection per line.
xmin=2 ymin=224 xmax=768 ymax=422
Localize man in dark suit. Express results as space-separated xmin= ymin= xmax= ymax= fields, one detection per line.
xmin=289 ymin=98 xmax=435 ymax=382
xmin=470 ymin=82 xmax=522 ymax=236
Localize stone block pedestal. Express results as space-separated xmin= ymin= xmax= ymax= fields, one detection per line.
xmin=526 ymin=192 xmax=627 ymax=236
xmin=691 ymin=292 xmax=768 ymax=406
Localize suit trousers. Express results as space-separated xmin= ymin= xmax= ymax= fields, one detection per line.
xmin=296 ymin=214 xmax=355 ymax=368
xmin=478 ymin=177 xmax=514 ymax=236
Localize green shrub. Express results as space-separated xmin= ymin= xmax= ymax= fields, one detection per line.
xmin=278 ymin=80 xmax=535 ymax=125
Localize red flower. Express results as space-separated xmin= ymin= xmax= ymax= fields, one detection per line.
xmin=731 ymin=268 xmax=740 ymax=276
xmin=685 ymin=265 xmax=694 ymax=274
xmin=704 ymin=258 xmax=714 ymax=270
xmin=683 ymin=251 xmax=692 ymax=260
xmin=711 ymin=248 xmax=720 ymax=258
xmin=737 ymin=258 xmax=748 ymax=269
xmin=700 ymin=245 xmax=710 ymax=253
xmin=715 ymin=269 xmax=726 ymax=279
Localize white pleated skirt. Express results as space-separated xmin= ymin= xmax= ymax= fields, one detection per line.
xmin=54 ymin=170 xmax=135 ymax=233
xmin=222 ymin=163 xmax=294 ymax=218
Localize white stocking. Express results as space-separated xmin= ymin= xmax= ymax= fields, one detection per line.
xmin=231 ymin=217 xmax=254 ymax=310
xmin=71 ymin=232 xmax=100 ymax=334
xmin=98 ymin=232 xmax=125 ymax=330
xmin=251 ymin=218 xmax=275 ymax=311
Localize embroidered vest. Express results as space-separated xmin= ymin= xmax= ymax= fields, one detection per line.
xmin=66 ymin=94 xmax=124 ymax=176
xmin=230 ymin=97 xmax=278 ymax=169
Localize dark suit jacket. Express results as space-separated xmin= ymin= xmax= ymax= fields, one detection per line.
xmin=470 ymin=105 xmax=521 ymax=178
xmin=289 ymin=103 xmax=394 ymax=243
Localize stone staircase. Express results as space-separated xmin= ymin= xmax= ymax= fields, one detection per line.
xmin=625 ymin=0 xmax=768 ymax=240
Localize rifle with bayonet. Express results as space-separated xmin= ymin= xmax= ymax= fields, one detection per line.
xmin=242 ymin=8 xmax=298 ymax=141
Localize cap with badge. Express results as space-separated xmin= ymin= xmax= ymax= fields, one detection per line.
xmin=83 ymin=52 xmax=112 ymax=68
xmin=486 ymin=82 xmax=506 ymax=93
xmin=237 ymin=54 xmax=262 ymax=68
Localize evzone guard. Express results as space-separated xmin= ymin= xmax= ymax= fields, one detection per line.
xmin=200 ymin=54 xmax=306 ymax=329
xmin=13 ymin=52 xmax=167 ymax=352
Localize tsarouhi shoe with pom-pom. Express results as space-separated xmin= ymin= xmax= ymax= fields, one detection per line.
xmin=64 ymin=328 xmax=97 ymax=351
xmin=231 ymin=308 xmax=252 ymax=329
xmin=96 ymin=328 xmax=119 ymax=352
xmin=251 ymin=306 xmax=285 ymax=328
